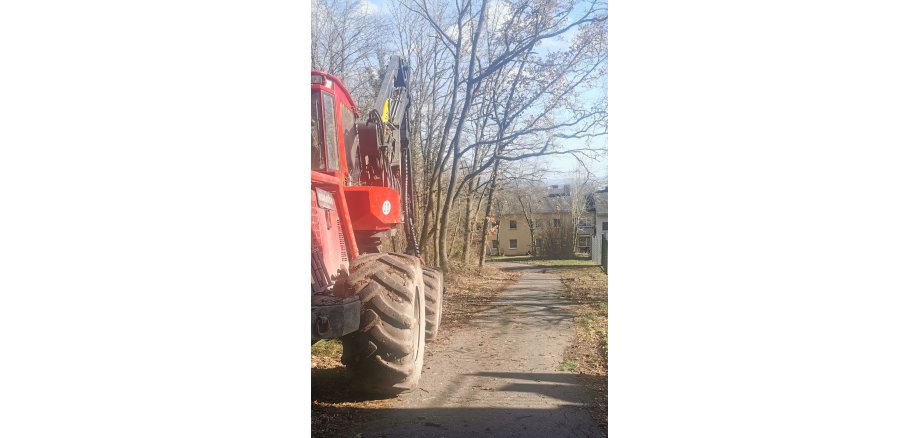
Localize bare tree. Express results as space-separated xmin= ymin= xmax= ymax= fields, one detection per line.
xmin=513 ymin=185 xmax=540 ymax=256
xmin=567 ymin=168 xmax=600 ymax=254
xmin=312 ymin=0 xmax=608 ymax=274
xmin=405 ymin=0 xmax=608 ymax=276
xmin=311 ymin=0 xmax=388 ymax=109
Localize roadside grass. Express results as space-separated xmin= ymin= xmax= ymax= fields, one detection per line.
xmin=489 ymin=255 xmax=594 ymax=267
xmin=550 ymin=264 xmax=608 ymax=433
xmin=311 ymin=339 xmax=341 ymax=365
xmin=487 ymin=255 xmax=535 ymax=263
xmin=522 ymin=258 xmax=594 ymax=267
xmin=310 ymin=261 xmax=520 ymax=437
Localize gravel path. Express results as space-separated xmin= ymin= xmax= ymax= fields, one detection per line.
xmin=354 ymin=262 xmax=605 ymax=437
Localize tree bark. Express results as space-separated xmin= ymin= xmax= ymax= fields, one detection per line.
xmin=478 ymin=160 xmax=500 ymax=267
xmin=460 ymin=179 xmax=474 ymax=264
xmin=437 ymin=0 xmax=487 ymax=277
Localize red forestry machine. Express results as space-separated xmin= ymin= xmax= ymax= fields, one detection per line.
xmin=310 ymin=56 xmax=443 ymax=394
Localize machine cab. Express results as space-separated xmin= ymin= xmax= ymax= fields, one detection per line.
xmin=311 ymin=72 xmax=361 ymax=184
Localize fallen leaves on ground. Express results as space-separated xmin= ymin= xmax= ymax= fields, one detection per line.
xmin=551 ymin=265 xmax=608 ymax=434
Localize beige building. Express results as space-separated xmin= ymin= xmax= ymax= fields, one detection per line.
xmin=488 ymin=212 xmax=572 ymax=256
xmin=487 ymin=187 xmax=592 ymax=257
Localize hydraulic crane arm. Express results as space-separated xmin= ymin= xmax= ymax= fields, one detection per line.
xmin=354 ymin=55 xmax=421 ymax=258
xmin=371 ymin=56 xmax=411 ymax=126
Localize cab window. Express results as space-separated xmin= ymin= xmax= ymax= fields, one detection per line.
xmin=311 ymin=90 xmax=324 ymax=170
xmin=340 ymin=103 xmax=360 ymax=182
xmin=322 ymin=91 xmax=339 ymax=170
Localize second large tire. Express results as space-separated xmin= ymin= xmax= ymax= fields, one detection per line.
xmin=422 ymin=266 xmax=443 ymax=342
xmin=339 ymin=253 xmax=425 ymax=395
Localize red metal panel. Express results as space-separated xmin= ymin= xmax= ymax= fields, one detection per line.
xmin=311 ymin=170 xmax=338 ymax=186
xmin=343 ymin=186 xmax=401 ymax=231
xmin=311 ymin=190 xmax=345 ymax=278
xmin=334 ymin=184 xmax=359 ymax=258
xmin=311 ymin=171 xmax=359 ymax=260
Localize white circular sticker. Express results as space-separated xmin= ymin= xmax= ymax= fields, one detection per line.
xmin=382 ymin=200 xmax=392 ymax=215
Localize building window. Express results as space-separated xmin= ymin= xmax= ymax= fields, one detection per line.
xmin=535 ymin=219 xmax=544 ymax=228
xmin=578 ymin=237 xmax=590 ymax=247
xmin=509 ymin=220 xmax=517 ymax=229
xmin=602 ymin=222 xmax=608 ymax=231
xmin=509 ymin=239 xmax=517 ymax=249
xmin=535 ymin=238 xmax=543 ymax=248
xmin=491 ymin=240 xmax=498 ymax=249
xmin=553 ymin=218 xmax=561 ymax=227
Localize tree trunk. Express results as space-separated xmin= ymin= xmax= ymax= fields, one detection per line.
xmin=433 ymin=181 xmax=443 ymax=267
xmin=435 ymin=0 xmax=488 ymax=278
xmin=478 ymin=161 xmax=500 ymax=267
xmin=460 ymin=177 xmax=475 ymax=264
xmin=437 ymin=146 xmax=459 ymax=273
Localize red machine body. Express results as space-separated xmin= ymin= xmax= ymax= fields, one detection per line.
xmin=344 ymin=186 xmax=401 ymax=231
xmin=311 ymin=58 xmax=438 ymax=397
xmin=311 ymin=72 xmax=362 ymax=272
xmin=310 ymin=58 xmax=414 ymax=298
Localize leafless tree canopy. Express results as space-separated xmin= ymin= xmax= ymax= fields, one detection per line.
xmin=312 ymin=0 xmax=607 ymax=276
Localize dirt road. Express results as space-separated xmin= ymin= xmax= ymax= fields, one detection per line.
xmin=353 ymin=262 xmax=605 ymax=437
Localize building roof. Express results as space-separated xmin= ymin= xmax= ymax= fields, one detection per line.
xmin=587 ymin=189 xmax=607 ymax=215
xmin=501 ymin=195 xmax=574 ymax=215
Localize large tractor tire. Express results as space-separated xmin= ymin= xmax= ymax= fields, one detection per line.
xmin=339 ymin=253 xmax=425 ymax=395
xmin=422 ymin=266 xmax=443 ymax=342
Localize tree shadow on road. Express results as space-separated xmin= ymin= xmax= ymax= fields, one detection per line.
xmin=353 ymin=405 xmax=606 ymax=438
xmin=312 ymin=368 xmax=608 ymax=437
xmin=474 ymin=371 xmax=592 ymax=405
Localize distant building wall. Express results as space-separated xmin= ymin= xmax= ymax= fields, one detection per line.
xmin=493 ymin=214 xmax=531 ymax=256
xmin=547 ymin=184 xmax=571 ymax=197
xmin=490 ymin=212 xmax=570 ymax=256
xmin=589 ymin=189 xmax=608 ymax=265
xmin=591 ymin=213 xmax=608 ymax=265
